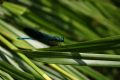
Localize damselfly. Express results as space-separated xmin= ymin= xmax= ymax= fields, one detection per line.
xmin=23 ymin=27 xmax=64 ymax=46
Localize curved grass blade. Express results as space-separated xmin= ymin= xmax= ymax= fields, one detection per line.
xmin=34 ymin=58 xmax=120 ymax=67
xmin=17 ymin=50 xmax=120 ymax=61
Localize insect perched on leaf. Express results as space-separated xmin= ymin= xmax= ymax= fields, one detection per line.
xmin=23 ymin=27 xmax=64 ymax=46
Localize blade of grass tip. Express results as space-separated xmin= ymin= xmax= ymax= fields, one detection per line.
xmin=0 ymin=69 xmax=14 ymax=80
xmin=2 ymin=1 xmax=28 ymax=15
xmin=0 ymin=35 xmax=52 ymax=80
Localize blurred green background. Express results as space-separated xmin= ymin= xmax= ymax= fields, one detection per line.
xmin=1 ymin=0 xmax=120 ymax=80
